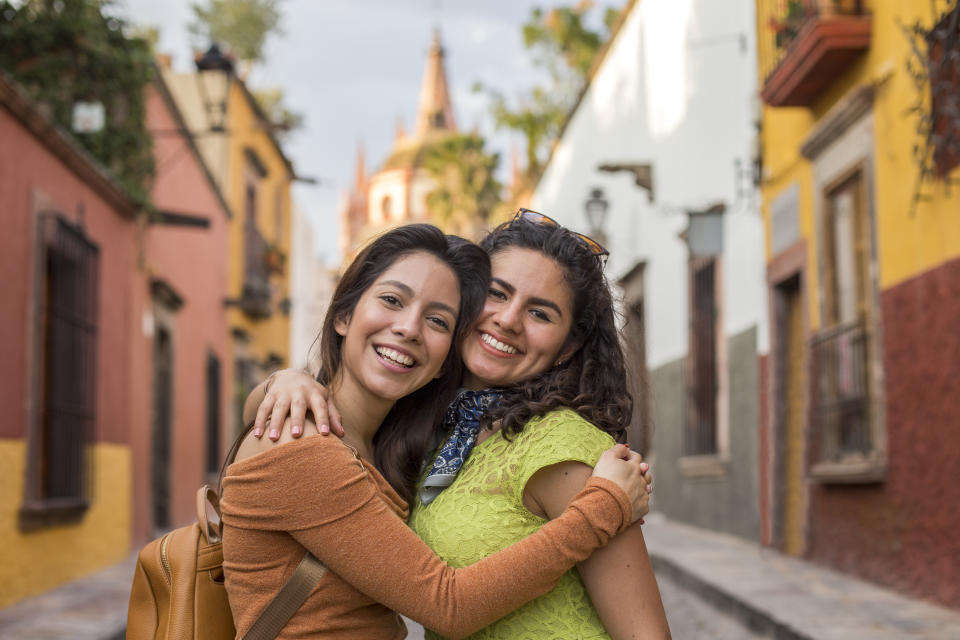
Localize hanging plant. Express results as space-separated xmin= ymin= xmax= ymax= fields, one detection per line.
xmin=264 ymin=243 xmax=286 ymax=274
xmin=900 ymin=1 xmax=960 ymax=211
xmin=0 ymin=0 xmax=155 ymax=205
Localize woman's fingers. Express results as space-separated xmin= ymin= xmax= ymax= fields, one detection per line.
xmin=309 ymin=390 xmax=331 ymax=435
xmin=290 ymin=395 xmax=307 ymax=437
xmin=268 ymin=394 xmax=291 ymax=440
xmin=253 ymin=394 xmax=275 ymax=438
xmin=327 ymin=400 xmax=344 ymax=437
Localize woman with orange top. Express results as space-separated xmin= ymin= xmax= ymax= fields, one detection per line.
xmin=220 ymin=224 xmax=650 ymax=639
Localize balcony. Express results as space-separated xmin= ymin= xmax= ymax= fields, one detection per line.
xmin=760 ymin=0 xmax=871 ymax=107
xmin=808 ymin=320 xmax=877 ymax=472
xmin=241 ymin=226 xmax=272 ymax=318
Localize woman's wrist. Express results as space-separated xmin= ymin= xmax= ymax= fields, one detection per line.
xmin=263 ymin=369 xmax=284 ymax=396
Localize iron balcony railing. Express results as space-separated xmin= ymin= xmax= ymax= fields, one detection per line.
xmin=809 ymin=318 xmax=871 ymax=462
xmin=758 ymin=0 xmax=869 ymax=82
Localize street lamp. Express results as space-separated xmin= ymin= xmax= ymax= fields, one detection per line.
xmin=194 ymin=43 xmax=234 ymax=133
xmin=584 ymin=187 xmax=610 ymax=247
xmin=685 ymin=202 xmax=726 ymax=258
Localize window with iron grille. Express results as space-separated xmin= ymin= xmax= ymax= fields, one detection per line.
xmin=20 ymin=214 xmax=99 ymax=530
xmin=812 ymin=171 xmax=873 ymax=462
xmin=686 ymin=257 xmax=718 ymax=456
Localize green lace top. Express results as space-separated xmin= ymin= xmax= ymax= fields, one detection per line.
xmin=409 ymin=408 xmax=615 ymax=640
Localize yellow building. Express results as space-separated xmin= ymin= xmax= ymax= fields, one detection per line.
xmin=164 ymin=48 xmax=295 ymax=433
xmin=756 ymin=0 xmax=960 ymax=609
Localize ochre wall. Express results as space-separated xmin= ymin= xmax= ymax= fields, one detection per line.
xmin=0 ymin=441 xmax=130 ymax=608
xmin=225 ymin=82 xmax=291 ymax=365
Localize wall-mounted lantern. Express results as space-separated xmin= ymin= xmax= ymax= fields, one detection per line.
xmin=685 ymin=202 xmax=726 ymax=258
xmin=194 ymin=43 xmax=235 ymax=133
xmin=583 ymin=187 xmax=610 ymax=247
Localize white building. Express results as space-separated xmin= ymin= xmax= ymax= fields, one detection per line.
xmin=531 ymin=0 xmax=768 ymax=541
xmin=289 ymin=203 xmax=336 ymax=372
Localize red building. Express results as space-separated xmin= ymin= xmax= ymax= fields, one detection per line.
xmin=0 ymin=70 xmax=143 ymax=606
xmin=128 ymin=69 xmax=234 ymax=544
xmin=0 ymin=65 xmax=235 ymax=605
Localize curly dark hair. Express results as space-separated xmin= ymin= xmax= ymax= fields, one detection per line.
xmin=477 ymin=217 xmax=632 ymax=443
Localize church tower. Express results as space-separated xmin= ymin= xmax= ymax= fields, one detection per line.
xmin=338 ymin=29 xmax=461 ymax=258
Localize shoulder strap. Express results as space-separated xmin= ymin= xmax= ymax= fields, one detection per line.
xmin=241 ymin=552 xmax=327 ymax=640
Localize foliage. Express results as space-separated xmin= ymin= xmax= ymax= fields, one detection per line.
xmin=768 ymin=0 xmax=811 ymax=50
xmin=189 ymin=0 xmax=282 ymax=65
xmin=0 ymin=0 xmax=155 ymax=204
xmin=423 ymin=134 xmax=503 ymax=236
xmin=476 ymin=1 xmax=621 ymax=179
xmin=900 ymin=0 xmax=960 ymax=211
xmin=251 ymin=87 xmax=303 ymax=138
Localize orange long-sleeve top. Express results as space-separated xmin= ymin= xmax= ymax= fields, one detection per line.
xmin=220 ymin=435 xmax=632 ymax=640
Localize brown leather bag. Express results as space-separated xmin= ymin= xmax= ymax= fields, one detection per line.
xmin=127 ymin=485 xmax=325 ymax=640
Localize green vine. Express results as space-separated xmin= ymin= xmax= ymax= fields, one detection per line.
xmin=0 ymin=0 xmax=155 ymax=205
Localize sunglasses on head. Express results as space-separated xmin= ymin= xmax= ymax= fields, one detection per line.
xmin=513 ymin=208 xmax=610 ymax=259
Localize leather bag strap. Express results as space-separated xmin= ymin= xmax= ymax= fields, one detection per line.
xmin=241 ymin=552 xmax=327 ymax=640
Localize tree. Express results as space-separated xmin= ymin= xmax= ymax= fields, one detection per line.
xmin=188 ymin=0 xmax=282 ymax=67
xmin=251 ymin=87 xmax=303 ymax=138
xmin=423 ymin=134 xmax=503 ymax=238
xmin=476 ymin=2 xmax=622 ymax=180
xmin=0 ymin=0 xmax=155 ymax=204
xmin=189 ymin=1 xmax=302 ymax=136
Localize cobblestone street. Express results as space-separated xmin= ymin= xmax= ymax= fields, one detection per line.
xmin=406 ymin=571 xmax=767 ymax=640
xmin=656 ymin=571 xmax=768 ymax=639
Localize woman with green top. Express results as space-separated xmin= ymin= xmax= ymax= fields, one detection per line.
xmin=247 ymin=212 xmax=670 ymax=639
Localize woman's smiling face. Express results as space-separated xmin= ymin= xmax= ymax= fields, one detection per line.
xmin=335 ymin=251 xmax=461 ymax=403
xmin=460 ymin=247 xmax=575 ymax=390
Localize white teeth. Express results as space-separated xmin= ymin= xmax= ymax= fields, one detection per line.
xmin=375 ymin=347 xmax=415 ymax=367
xmin=481 ymin=333 xmax=517 ymax=354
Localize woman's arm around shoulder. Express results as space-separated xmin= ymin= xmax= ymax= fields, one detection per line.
xmin=525 ymin=459 xmax=671 ymax=640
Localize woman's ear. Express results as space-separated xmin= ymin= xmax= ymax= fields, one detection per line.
xmin=554 ymin=342 xmax=581 ymax=367
xmin=334 ymin=313 xmax=350 ymax=337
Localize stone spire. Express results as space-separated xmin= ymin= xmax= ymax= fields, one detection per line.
xmin=414 ymin=29 xmax=456 ymax=138
xmin=353 ymin=140 xmax=366 ymax=194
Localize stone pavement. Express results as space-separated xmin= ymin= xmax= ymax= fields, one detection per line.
xmin=0 ymin=555 xmax=135 ymax=640
xmin=643 ymin=513 xmax=960 ymax=639
xmin=5 ymin=517 xmax=960 ymax=639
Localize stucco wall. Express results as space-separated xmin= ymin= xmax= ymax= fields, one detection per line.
xmin=0 ymin=441 xmax=130 ymax=608
xmin=0 ymin=103 xmax=136 ymax=605
xmin=650 ymin=327 xmax=761 ymax=541
xmin=530 ymin=0 xmax=768 ymax=369
xmin=127 ymin=83 xmax=235 ymax=544
xmin=805 ymin=257 xmax=960 ymax=609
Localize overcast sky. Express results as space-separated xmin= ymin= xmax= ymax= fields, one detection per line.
xmin=118 ymin=0 xmax=619 ymax=265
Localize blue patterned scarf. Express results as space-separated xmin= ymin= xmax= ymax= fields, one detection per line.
xmin=418 ymin=388 xmax=502 ymax=506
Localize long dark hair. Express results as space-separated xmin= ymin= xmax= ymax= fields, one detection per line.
xmin=318 ymin=225 xmax=489 ymax=502
xmin=478 ymin=217 xmax=633 ymax=442
xmin=223 ymin=225 xmax=489 ymax=503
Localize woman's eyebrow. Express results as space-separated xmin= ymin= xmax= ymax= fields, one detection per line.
xmin=490 ymin=277 xmax=515 ymax=294
xmin=427 ymin=300 xmax=458 ymax=318
xmin=377 ymin=280 xmax=414 ymax=297
xmin=492 ymin=277 xmax=562 ymax=316
xmin=528 ymin=297 xmax=563 ymax=317
xmin=379 ymin=280 xmax=457 ymax=318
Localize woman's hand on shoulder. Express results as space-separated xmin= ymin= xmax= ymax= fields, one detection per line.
xmin=236 ymin=417 xmax=324 ymax=462
xmin=592 ymin=445 xmax=652 ymax=524
xmin=253 ymin=369 xmax=344 ymax=440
